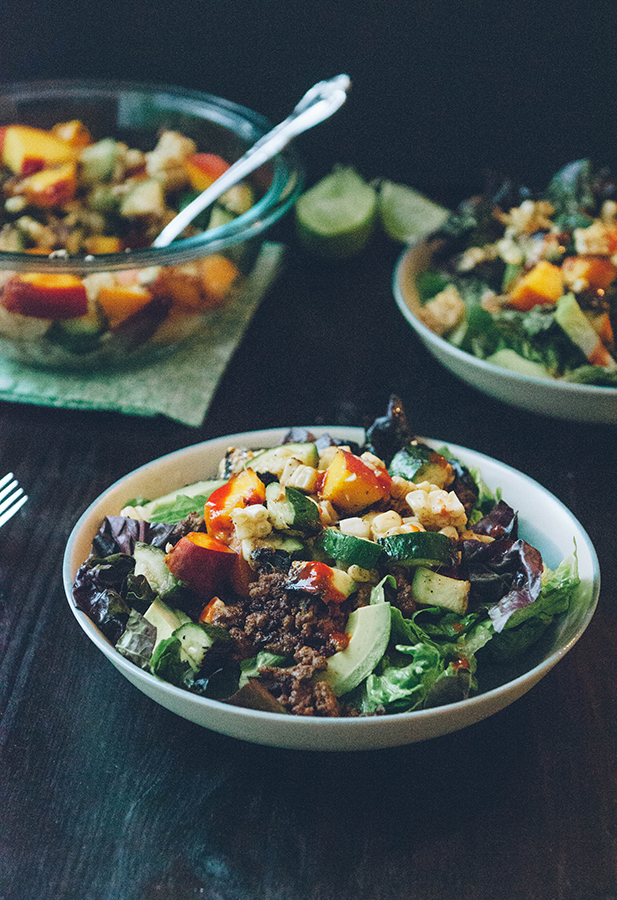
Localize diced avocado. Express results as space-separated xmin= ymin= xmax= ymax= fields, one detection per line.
xmin=133 ymin=542 xmax=181 ymax=599
xmin=79 ymin=137 xmax=118 ymax=184
xmin=318 ymin=528 xmax=384 ymax=570
xmin=317 ymin=602 xmax=392 ymax=697
xmin=120 ymin=179 xmax=166 ymax=218
xmin=207 ymin=205 xmax=236 ymax=231
xmin=143 ymin=596 xmax=191 ymax=649
xmin=265 ymin=481 xmax=320 ymax=531
xmin=412 ymin=567 xmax=470 ymax=615
xmin=486 ymin=348 xmax=553 ymax=379
xmin=249 ymin=443 xmax=319 ymax=477
xmin=380 ymin=531 xmax=456 ymax=567
xmin=219 ymin=183 xmax=254 ymax=215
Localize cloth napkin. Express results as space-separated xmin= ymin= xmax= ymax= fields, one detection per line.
xmin=0 ymin=242 xmax=284 ymax=428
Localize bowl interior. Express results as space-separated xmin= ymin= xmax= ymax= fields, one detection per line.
xmin=0 ymin=80 xmax=304 ymax=272
xmin=393 ymin=241 xmax=617 ymax=424
xmin=63 ymin=427 xmax=600 ymax=751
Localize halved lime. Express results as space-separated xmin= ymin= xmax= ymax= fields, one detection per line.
xmin=295 ymin=165 xmax=377 ymax=258
xmin=377 ymin=179 xmax=449 ymax=243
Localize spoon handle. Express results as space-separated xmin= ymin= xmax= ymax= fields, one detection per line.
xmin=154 ymin=74 xmax=351 ymax=248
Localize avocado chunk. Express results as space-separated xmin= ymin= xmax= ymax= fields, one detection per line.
xmin=317 ymin=602 xmax=391 ymax=697
xmin=143 ymin=596 xmax=191 ymax=649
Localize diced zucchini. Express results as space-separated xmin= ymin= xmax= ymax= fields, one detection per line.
xmin=285 ymin=560 xmax=357 ymax=603
xmin=241 ymin=533 xmax=305 ymax=563
xmin=318 ymin=528 xmax=384 ymax=569
xmin=120 ymin=179 xmax=165 ymax=218
xmin=412 ymin=567 xmax=470 ymax=614
xmin=133 ymin=542 xmax=181 ymax=599
xmin=249 ymin=442 xmax=319 ymax=477
xmin=379 ymin=531 xmax=456 ymax=567
xmin=173 ymin=622 xmax=216 ymax=670
xmin=388 ymin=442 xmax=453 ymax=487
xmin=46 ymin=308 xmax=107 ymax=354
xmin=79 ymin=137 xmax=118 ymax=184
xmin=265 ymin=481 xmax=320 ymax=531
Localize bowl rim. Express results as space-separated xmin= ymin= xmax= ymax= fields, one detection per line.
xmin=393 ymin=240 xmax=617 ymax=398
xmin=0 ymin=78 xmax=305 ymax=272
xmin=62 ymin=426 xmax=601 ymax=739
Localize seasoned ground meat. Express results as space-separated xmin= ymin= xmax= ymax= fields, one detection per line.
xmin=390 ymin=568 xmax=417 ymax=617
xmin=211 ymin=570 xmax=351 ymax=660
xmin=259 ymin=652 xmax=340 ymax=717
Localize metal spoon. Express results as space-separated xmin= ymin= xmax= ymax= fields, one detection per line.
xmin=153 ymin=74 xmax=351 ymax=248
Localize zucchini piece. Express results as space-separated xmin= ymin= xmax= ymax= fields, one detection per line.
xmin=412 ymin=567 xmax=470 ymax=614
xmin=388 ymin=443 xmax=453 ymax=487
xmin=380 ymin=531 xmax=456 ymax=567
xmin=133 ymin=541 xmax=182 ymax=599
xmin=285 ymin=560 xmax=357 ymax=604
xmin=241 ymin=533 xmax=305 ymax=562
xmin=265 ymin=481 xmax=320 ymax=531
xmin=46 ymin=308 xmax=107 ymax=354
xmin=79 ymin=137 xmax=118 ymax=184
xmin=173 ymin=621 xmax=224 ymax=670
xmin=249 ymin=442 xmax=319 ymax=477
xmin=318 ymin=528 xmax=384 ymax=569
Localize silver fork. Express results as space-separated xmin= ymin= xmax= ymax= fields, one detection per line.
xmin=0 ymin=472 xmax=28 ymax=527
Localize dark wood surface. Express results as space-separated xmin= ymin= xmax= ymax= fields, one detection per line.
xmin=1 ymin=3 xmax=617 ymax=898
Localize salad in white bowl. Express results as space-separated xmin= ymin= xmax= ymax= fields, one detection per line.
xmin=69 ymin=398 xmax=589 ymax=729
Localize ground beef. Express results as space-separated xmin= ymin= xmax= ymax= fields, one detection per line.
xmin=390 ymin=568 xmax=417 ymax=617
xmin=211 ymin=570 xmax=351 ymax=660
xmin=259 ymin=650 xmax=340 ymax=717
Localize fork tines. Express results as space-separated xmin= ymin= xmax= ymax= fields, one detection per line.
xmin=0 ymin=473 xmax=28 ymax=527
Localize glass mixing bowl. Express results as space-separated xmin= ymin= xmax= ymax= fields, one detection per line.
xmin=0 ymin=80 xmax=304 ymax=369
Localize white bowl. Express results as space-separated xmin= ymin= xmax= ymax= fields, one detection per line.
xmin=62 ymin=427 xmax=600 ymax=751
xmin=393 ymin=241 xmax=617 ymax=423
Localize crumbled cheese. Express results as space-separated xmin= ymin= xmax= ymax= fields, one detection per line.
xmin=404 ymin=486 xmax=467 ymax=530
xmin=574 ymin=221 xmax=611 ymax=256
xmin=502 ymin=199 xmax=554 ymax=234
xmin=416 ymin=284 xmax=466 ymax=337
xmin=230 ymin=504 xmax=272 ymax=539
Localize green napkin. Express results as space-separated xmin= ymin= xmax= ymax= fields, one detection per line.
xmin=0 ymin=243 xmax=284 ymax=428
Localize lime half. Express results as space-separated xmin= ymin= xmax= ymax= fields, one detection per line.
xmin=377 ymin=179 xmax=449 ymax=243
xmin=295 ymin=166 xmax=377 ymax=258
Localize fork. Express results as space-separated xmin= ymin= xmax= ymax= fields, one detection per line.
xmin=0 ymin=472 xmax=28 ymax=528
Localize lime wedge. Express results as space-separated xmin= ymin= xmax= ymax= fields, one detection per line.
xmin=377 ymin=179 xmax=449 ymax=243
xmin=295 ymin=166 xmax=377 ymax=258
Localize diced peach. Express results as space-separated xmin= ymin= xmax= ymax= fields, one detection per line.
xmin=2 ymin=125 xmax=75 ymax=175
xmin=320 ymin=449 xmax=392 ymax=515
xmin=199 ymin=255 xmax=239 ymax=306
xmin=165 ymin=532 xmax=236 ymax=599
xmin=84 ymin=236 xmax=123 ymax=255
xmin=51 ymin=120 xmax=92 ymax=148
xmin=184 ymin=152 xmax=230 ymax=192
xmin=1 ymin=273 xmax=88 ymax=319
xmin=17 ymin=162 xmax=77 ymax=208
xmin=205 ymin=468 xmax=266 ymax=543
xmin=96 ymin=284 xmax=153 ymax=327
xmin=152 ymin=267 xmax=203 ymax=311
xmin=562 ymin=255 xmax=617 ymax=292
xmin=508 ymin=260 xmax=564 ymax=311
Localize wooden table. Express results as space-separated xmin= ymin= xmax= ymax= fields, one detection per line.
xmin=0 ymin=222 xmax=615 ymax=900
